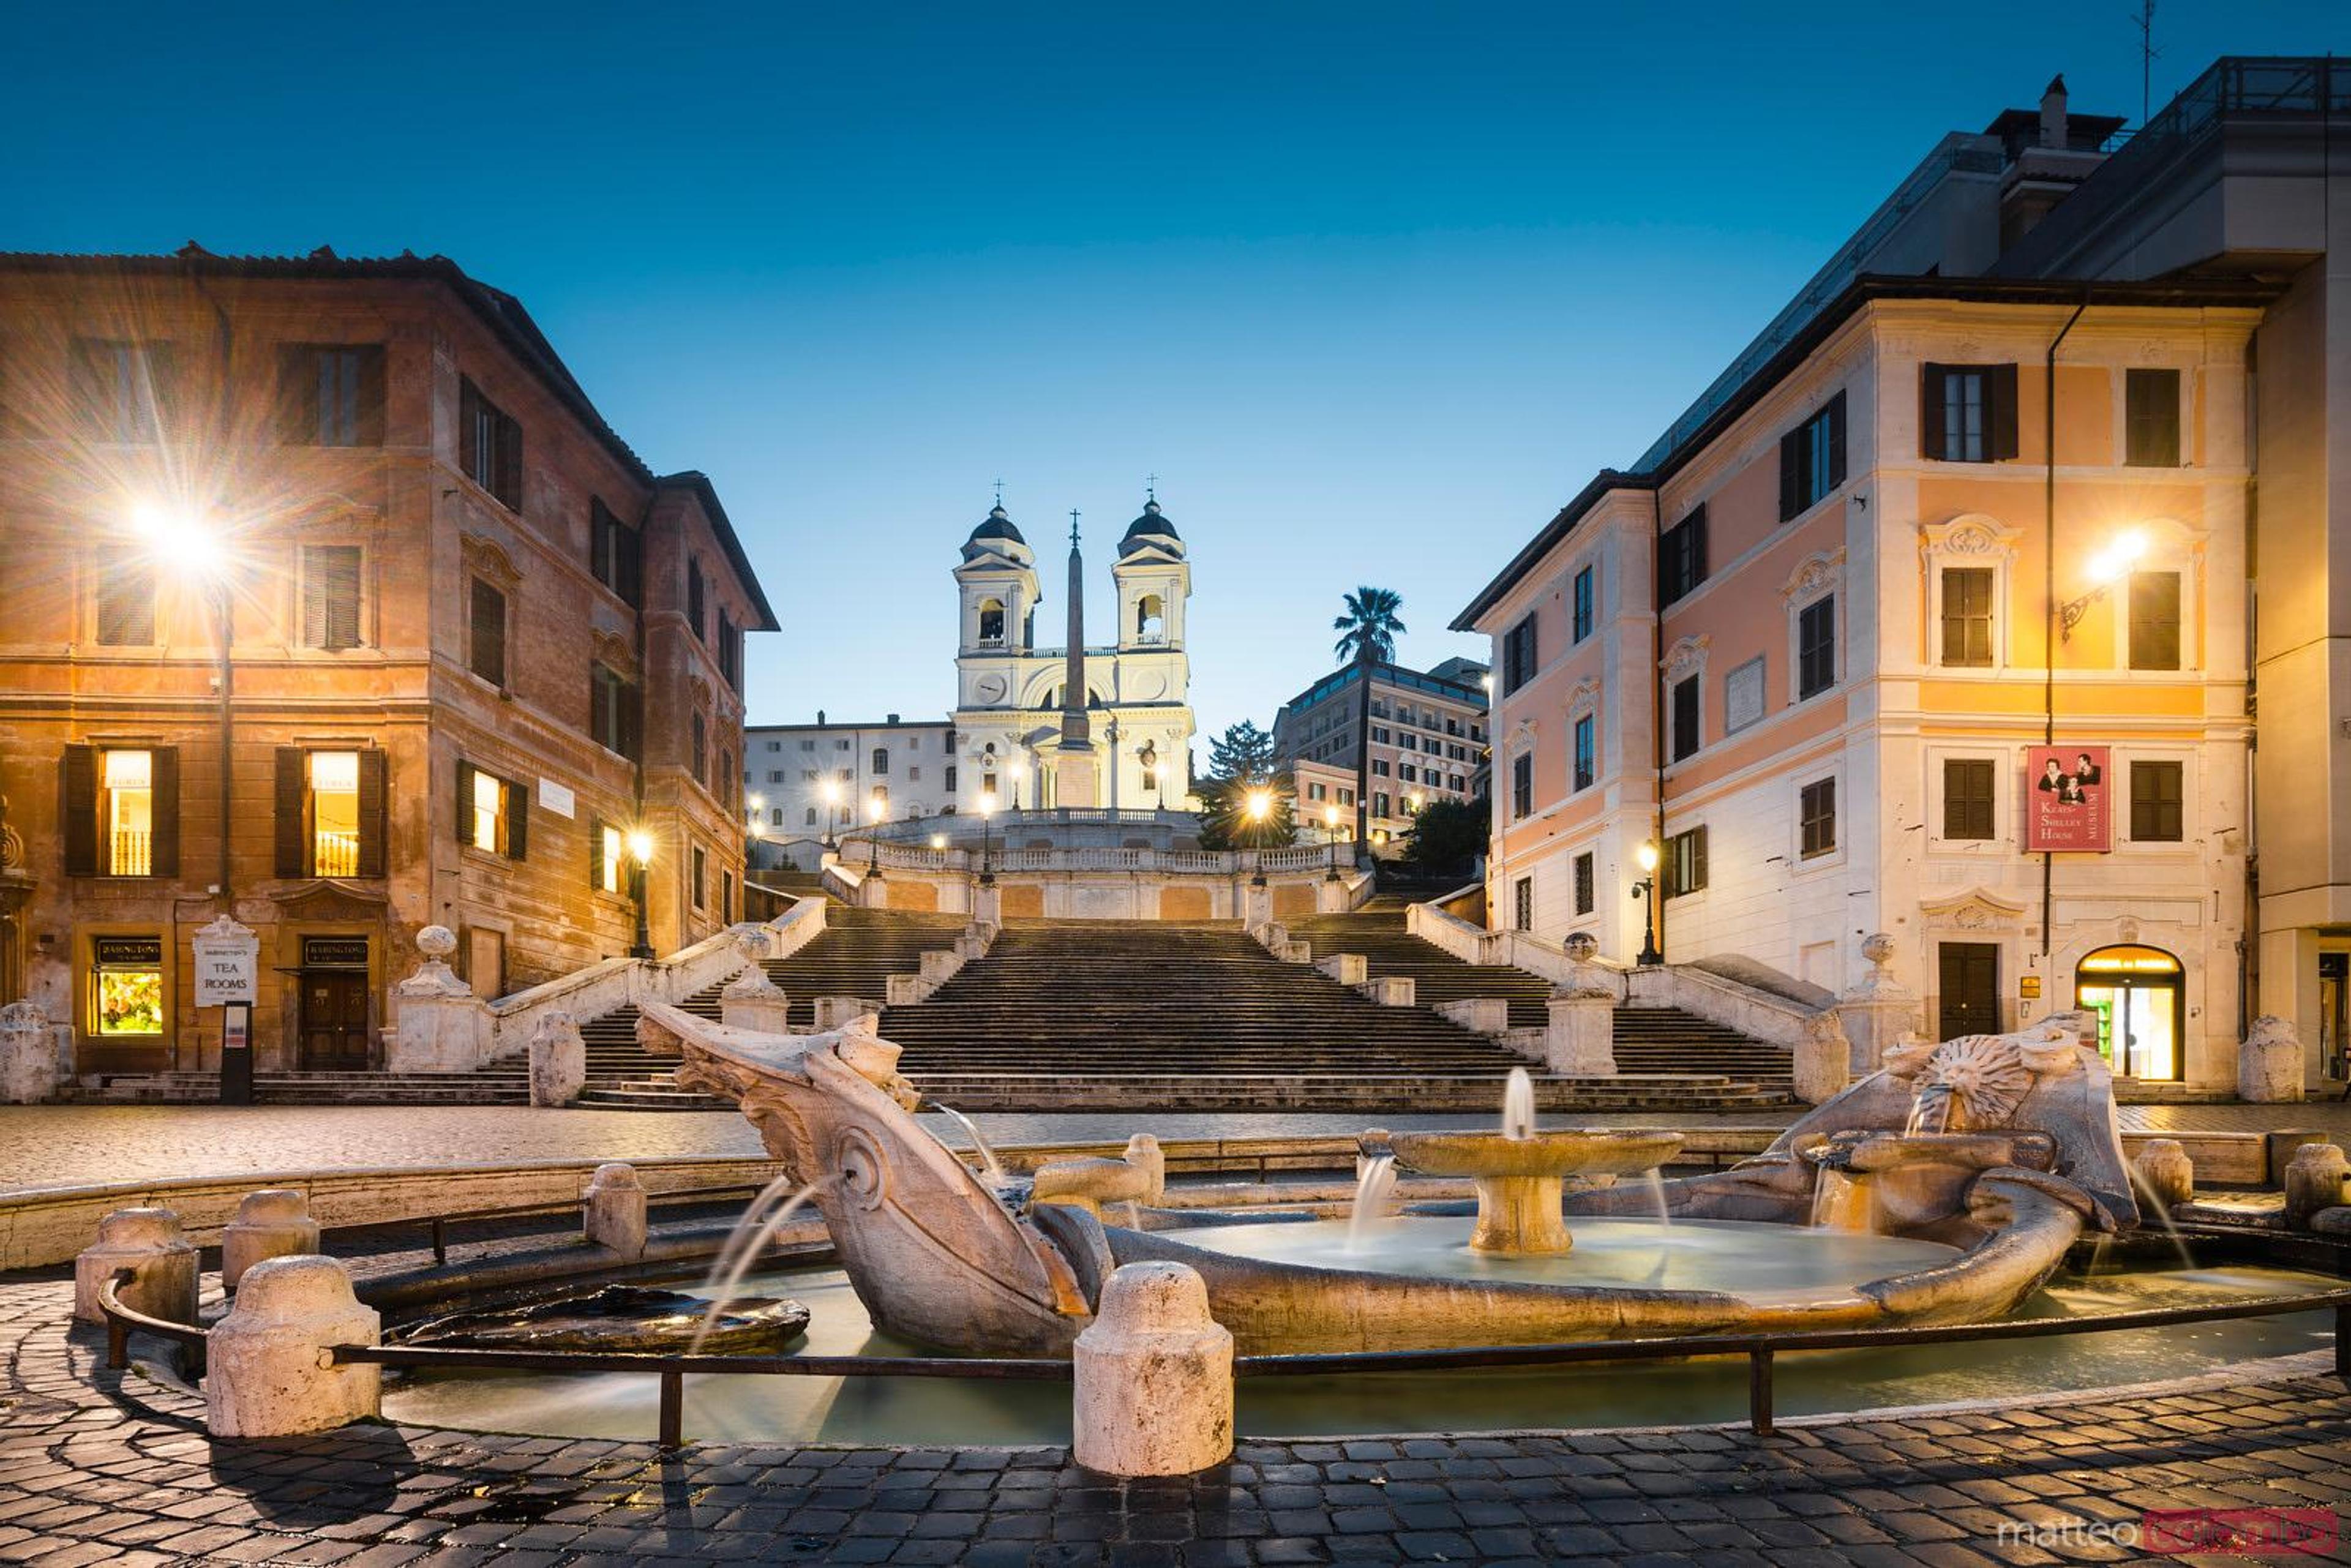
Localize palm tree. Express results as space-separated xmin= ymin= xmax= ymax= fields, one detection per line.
xmin=1332 ymin=587 xmax=1406 ymax=853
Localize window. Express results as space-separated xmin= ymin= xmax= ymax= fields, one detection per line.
xmin=1510 ymin=753 xmax=1532 ymax=820
xmin=294 ymin=545 xmax=363 ymax=651
xmin=275 ymin=748 xmax=386 ymax=879
xmin=1799 ymin=778 xmax=1837 ymax=858
xmin=1501 ymin=615 xmax=1538 ymax=694
xmin=62 ymin=746 xmax=178 ymax=878
xmin=1398 ymin=763 xmax=1417 ymax=782
xmin=1779 ymin=391 xmax=1847 ymax=520
xmin=1512 ymin=876 xmax=1533 ymax=932
xmin=1942 ymin=759 xmax=1996 ymax=841
xmin=945 ymin=765 xmax=958 ymax=792
xmin=1670 ymin=675 xmax=1700 ymax=762
xmin=277 ymin=345 xmax=384 ymax=446
xmin=73 ymin=339 xmax=171 ymax=442
xmin=722 ymin=870 xmax=734 ymax=923
xmin=1572 ymin=715 xmax=1595 ymax=792
xmin=1663 ymin=826 xmax=1708 ymax=898
xmin=468 ymin=578 xmax=507 ymax=686
xmin=1373 ymin=727 xmax=1391 ymax=744
xmin=719 ymin=749 xmax=735 ymax=806
xmin=2129 ymin=571 xmax=2181 ymax=671
xmin=457 ymin=377 xmax=523 ymax=509
xmin=590 ymin=664 xmax=640 ymax=760
xmin=1372 ymin=759 xmax=1390 ymax=778
xmin=692 ymin=712 xmax=708 ymax=786
xmin=1660 ymin=506 xmax=1708 ymax=605
xmin=978 ymin=598 xmax=1006 ymax=643
xmin=1797 ymin=596 xmax=1836 ymax=699
xmin=719 ymin=612 xmax=739 ymax=688
xmin=589 ymin=500 xmax=641 ymax=605
xmin=2126 ymin=368 xmax=2181 ymax=468
xmin=1572 ymin=566 xmax=1594 ymax=643
xmin=95 ymin=562 xmax=156 ymax=647
xmin=1941 ymin=568 xmax=1994 ymax=667
xmin=872 ymin=748 xmax=890 ymax=775
xmin=1573 ymin=852 xmax=1594 ymax=915
xmin=2130 ymin=760 xmax=2184 ymax=842
xmin=91 ymin=936 xmax=165 ymax=1037
xmin=1920 ymin=364 xmax=2017 ymax=462
xmin=457 ymin=762 xmax=527 ymax=860
xmin=593 ymin=820 xmax=623 ymax=894
xmin=804 ymin=807 xmax=816 ymax=826
xmin=687 ymin=558 xmax=706 ymax=642
xmin=691 ymin=845 xmax=707 ymax=910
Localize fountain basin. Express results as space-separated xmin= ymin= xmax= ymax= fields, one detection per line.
xmin=400 ymin=1285 xmax=811 ymax=1354
xmin=1380 ymin=1129 xmax=1685 ymax=1254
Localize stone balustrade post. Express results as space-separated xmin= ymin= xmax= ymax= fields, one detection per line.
xmin=886 ymin=974 xmax=928 ymax=1007
xmin=2132 ymin=1139 xmax=2194 ymax=1212
xmin=814 ymin=996 xmax=879 ymax=1031
xmin=1316 ymin=876 xmax=1352 ymax=913
xmin=2239 ymin=1015 xmax=2304 ymax=1103
xmin=1834 ymin=932 xmax=1922 ymax=1075
xmin=1242 ymin=882 xmax=1273 ymax=934
xmin=389 ymin=925 xmax=493 ymax=1073
xmin=527 ymin=1011 xmax=587 ymax=1106
xmin=972 ymin=882 xmax=1003 ymax=928
xmin=1360 ymin=975 xmax=1415 ymax=1007
xmin=0 ymin=1000 xmax=59 ymax=1104
xmin=1073 ymin=1262 xmax=1234 ymax=1476
xmin=1316 ymin=953 xmax=1367 ymax=986
xmin=73 ymin=1207 xmax=198 ymax=1326
xmin=583 ymin=1162 xmax=648 ymax=1259
xmin=222 ymin=1190 xmax=321 ymax=1290
xmin=206 ymin=1256 xmax=380 ymax=1438
xmin=1546 ymin=988 xmax=1614 ymax=1075
xmin=1793 ymin=1010 xmax=1851 ymax=1105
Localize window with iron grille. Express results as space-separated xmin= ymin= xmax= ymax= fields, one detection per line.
xmin=1573 ymin=851 xmax=1594 ymax=915
xmin=1799 ymin=778 xmax=1836 ymax=858
xmin=1942 ymin=759 xmax=1995 ymax=840
xmin=2130 ymin=760 xmax=2184 ymax=842
xmin=1512 ymin=876 xmax=1532 ymax=932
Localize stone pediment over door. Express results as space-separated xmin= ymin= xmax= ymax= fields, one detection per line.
xmin=271 ymin=880 xmax=392 ymax=922
xmin=1918 ymin=887 xmax=2027 ymax=931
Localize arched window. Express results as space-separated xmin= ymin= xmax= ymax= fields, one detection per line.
xmin=1135 ymin=594 xmax=1165 ymax=643
xmin=977 ymin=598 xmax=1005 ymax=643
xmin=872 ymin=748 xmax=890 ymax=775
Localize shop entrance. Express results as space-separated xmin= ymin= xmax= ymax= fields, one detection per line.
xmin=2320 ymin=952 xmax=2348 ymax=1081
xmin=297 ymin=936 xmax=372 ymax=1071
xmin=2075 ymin=945 xmax=2184 ymax=1081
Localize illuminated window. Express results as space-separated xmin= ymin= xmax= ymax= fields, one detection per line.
xmin=102 ymin=749 xmax=153 ymax=877
xmin=471 ymin=768 xmax=503 ymax=852
xmin=596 ymin=822 xmax=624 ymax=894
xmin=91 ymin=936 xmax=165 ymax=1037
xmin=310 ymin=751 xmax=361 ymax=877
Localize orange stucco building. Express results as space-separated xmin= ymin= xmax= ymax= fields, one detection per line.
xmin=0 ymin=250 xmax=775 ymax=1081
xmin=1460 ymin=61 xmax=2346 ymax=1090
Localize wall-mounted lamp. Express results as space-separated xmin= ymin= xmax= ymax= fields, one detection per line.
xmin=2057 ymin=530 xmax=2147 ymax=642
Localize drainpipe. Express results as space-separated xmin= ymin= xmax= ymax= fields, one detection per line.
xmin=2041 ymin=296 xmax=2089 ymax=961
xmin=1650 ymin=489 xmax=1668 ymax=964
xmin=185 ymin=261 xmax=238 ymax=909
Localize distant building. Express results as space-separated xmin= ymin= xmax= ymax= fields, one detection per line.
xmin=1455 ymin=59 xmax=2349 ymax=1090
xmin=1271 ymin=661 xmax=1489 ymax=852
xmin=0 ymin=249 xmax=774 ymax=1078
xmin=744 ymin=712 xmax=958 ymax=865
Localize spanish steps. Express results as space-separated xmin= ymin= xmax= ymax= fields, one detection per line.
xmin=577 ymin=901 xmax=1794 ymax=1111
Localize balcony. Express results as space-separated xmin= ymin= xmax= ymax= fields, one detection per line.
xmin=314 ymin=831 xmax=361 ymax=879
xmin=105 ymin=830 xmax=151 ymax=878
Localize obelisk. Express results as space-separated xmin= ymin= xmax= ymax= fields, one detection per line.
xmin=1053 ymin=509 xmax=1100 ymax=807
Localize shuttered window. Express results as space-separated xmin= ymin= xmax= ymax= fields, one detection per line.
xmin=590 ymin=500 xmax=641 ymax=605
xmin=1510 ymin=752 xmax=1532 ymax=820
xmin=61 ymin=746 xmax=177 ymax=877
xmin=73 ymin=339 xmax=171 ymax=442
xmin=2126 ymin=368 xmax=2181 ymax=467
xmin=1663 ymin=826 xmax=1708 ymax=898
xmin=95 ymin=563 xmax=156 ymax=646
xmin=301 ymin=546 xmax=363 ymax=650
xmin=1501 ymin=615 xmax=1537 ymax=694
xmin=2129 ymin=760 xmax=2184 ymax=842
xmin=1778 ymin=392 xmax=1847 ymax=520
xmin=1670 ymin=675 xmax=1700 ymax=762
xmin=277 ymin=345 xmax=384 ymax=446
xmin=456 ymin=760 xmax=529 ymax=860
xmin=1799 ymin=778 xmax=1837 ymax=858
xmin=469 ymin=579 xmax=508 ymax=687
xmin=1797 ymin=596 xmax=1836 ymax=699
xmin=457 ymin=377 xmax=523 ymax=509
xmin=687 ymin=559 xmax=707 ymax=642
xmin=1660 ymin=506 xmax=1708 ymax=605
xmin=691 ymin=845 xmax=707 ymax=910
xmin=2128 ymin=571 xmax=2181 ymax=671
xmin=719 ymin=612 xmax=739 ymax=688
xmin=590 ymin=664 xmax=641 ymax=760
xmin=1921 ymin=364 xmax=2018 ymax=462
xmin=274 ymin=748 xmax=387 ymax=877
xmin=1940 ymin=568 xmax=1994 ymax=667
xmin=1942 ymin=759 xmax=1995 ymax=841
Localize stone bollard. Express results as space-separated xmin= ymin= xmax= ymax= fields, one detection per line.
xmin=2238 ymin=1015 xmax=2304 ymax=1103
xmin=583 ymin=1162 xmax=648 ymax=1259
xmin=1793 ymin=1011 xmax=1851 ymax=1106
xmin=1546 ymin=989 xmax=1614 ymax=1075
xmin=1361 ymin=976 xmax=1415 ymax=1007
xmin=2132 ymin=1139 xmax=2194 ymax=1212
xmin=0 ymin=1000 xmax=60 ymax=1105
xmin=206 ymin=1255 xmax=381 ymax=1438
xmin=222 ymin=1190 xmax=321 ymax=1291
xmin=528 ymin=1011 xmax=588 ymax=1106
xmin=2284 ymin=1143 xmax=2349 ymax=1232
xmin=1316 ymin=953 xmax=1367 ymax=986
xmin=1073 ymin=1262 xmax=1234 ymax=1477
xmin=74 ymin=1207 xmax=199 ymax=1327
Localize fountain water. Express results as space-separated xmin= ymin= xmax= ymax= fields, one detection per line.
xmin=926 ymin=1103 xmax=1006 ymax=1185
xmin=1639 ymin=1167 xmax=1674 ymax=1228
xmin=1348 ymin=1153 xmax=1398 ymax=1251
xmin=1502 ymin=1067 xmax=1535 ymax=1141
xmin=691 ymin=1176 xmax=830 ymax=1352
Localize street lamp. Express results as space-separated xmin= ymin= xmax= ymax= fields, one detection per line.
xmin=1009 ymin=758 xmax=1029 ymax=812
xmin=1322 ymin=802 xmax=1343 ymax=881
xmin=1630 ymin=838 xmax=1663 ymax=967
xmin=626 ymin=829 xmax=656 ymax=959
xmin=1246 ymin=787 xmax=1272 ymax=887
xmin=2058 ymin=528 xmax=2149 ymax=641
xmin=977 ymin=788 xmax=999 ymax=885
xmin=866 ymin=789 xmax=887 ymax=879
xmin=819 ymin=777 xmax=842 ymax=849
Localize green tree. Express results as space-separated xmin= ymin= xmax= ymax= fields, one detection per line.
xmin=1330 ymin=587 xmax=1406 ymax=851
xmin=1403 ymin=795 xmax=1490 ymax=872
xmin=1207 ymin=719 xmax=1277 ymax=784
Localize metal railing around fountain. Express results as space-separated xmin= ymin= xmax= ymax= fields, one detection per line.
xmin=97 ymin=1269 xmax=208 ymax=1381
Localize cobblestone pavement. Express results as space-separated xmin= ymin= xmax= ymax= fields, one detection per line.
xmin=2 ymin=1274 xmax=2347 ymax=1567
xmin=5 ymin=1101 xmax=2349 ymax=1196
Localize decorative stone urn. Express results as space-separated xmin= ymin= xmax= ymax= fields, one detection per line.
xmin=1381 ymin=1128 xmax=1684 ymax=1253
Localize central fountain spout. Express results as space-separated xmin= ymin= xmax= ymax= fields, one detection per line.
xmin=1375 ymin=1128 xmax=1685 ymax=1254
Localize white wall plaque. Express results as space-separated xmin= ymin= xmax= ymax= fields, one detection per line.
xmin=538 ymin=779 xmax=577 ymax=819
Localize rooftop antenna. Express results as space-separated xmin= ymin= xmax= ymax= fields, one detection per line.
xmin=2129 ymin=0 xmax=2159 ymax=127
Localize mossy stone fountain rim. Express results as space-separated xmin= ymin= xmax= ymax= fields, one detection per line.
xmin=1381 ymin=1128 xmax=1687 ymax=1180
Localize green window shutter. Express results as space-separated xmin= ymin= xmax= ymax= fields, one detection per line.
xmin=149 ymin=747 xmax=180 ymax=878
xmin=356 ymin=750 xmax=388 ymax=878
xmin=61 ymin=746 xmax=97 ymax=877
xmin=1920 ymin=364 xmax=1947 ymax=461
xmin=1988 ymin=364 xmax=2019 ymax=459
xmin=274 ymin=748 xmax=306 ymax=877
xmin=504 ymin=775 xmax=530 ymax=862
xmin=455 ymin=760 xmax=476 ymax=845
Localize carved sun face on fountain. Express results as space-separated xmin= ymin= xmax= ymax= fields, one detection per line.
xmin=1886 ymin=1024 xmax=2081 ymax=1133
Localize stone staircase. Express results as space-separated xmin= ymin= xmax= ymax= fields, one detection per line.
xmin=867 ymin=918 xmax=1789 ymax=1111
xmin=1283 ymin=909 xmax=1797 ymax=1093
xmin=72 ymin=1068 xmax=530 ymax=1106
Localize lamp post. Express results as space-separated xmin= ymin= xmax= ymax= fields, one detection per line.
xmin=866 ymin=789 xmax=887 ymax=880
xmin=820 ymin=778 xmax=842 ymax=849
xmin=1630 ymin=838 xmax=1663 ymax=967
xmin=1009 ymin=758 xmax=1029 ymax=812
xmin=1246 ymin=786 xmax=1272 ymax=887
xmin=977 ymin=788 xmax=999 ymax=885
xmin=1322 ymin=803 xmax=1343 ymax=881
xmin=626 ymin=829 xmax=656 ymax=959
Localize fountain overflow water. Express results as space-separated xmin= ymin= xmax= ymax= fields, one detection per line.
xmin=1348 ymin=1154 xmax=1399 ymax=1251
xmin=927 ymin=1102 xmax=1007 ymax=1185
xmin=1502 ymin=1067 xmax=1535 ymax=1141
xmin=691 ymin=1176 xmax=831 ymax=1352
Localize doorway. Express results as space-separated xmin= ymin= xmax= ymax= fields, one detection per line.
xmin=2074 ymin=944 xmax=2184 ymax=1081
xmin=299 ymin=970 xmax=372 ymax=1070
xmin=2320 ymin=952 xmax=2348 ymax=1081
xmin=1937 ymin=942 xmax=2001 ymax=1039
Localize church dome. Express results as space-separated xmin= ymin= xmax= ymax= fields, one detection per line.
xmin=962 ymin=505 xmax=1032 ymax=562
xmin=1119 ymin=500 xmax=1182 ymax=557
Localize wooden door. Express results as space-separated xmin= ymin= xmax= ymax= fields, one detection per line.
xmin=1937 ymin=942 xmax=2000 ymax=1040
xmin=300 ymin=970 xmax=372 ymax=1070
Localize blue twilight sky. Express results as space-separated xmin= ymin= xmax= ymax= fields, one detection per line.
xmin=8 ymin=2 xmax=2343 ymax=760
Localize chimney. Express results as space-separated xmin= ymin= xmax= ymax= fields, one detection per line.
xmin=817 ymin=708 xmax=826 ymax=725
xmin=2039 ymin=74 xmax=2068 ymax=149
xmin=887 ymin=713 xmax=901 ymax=725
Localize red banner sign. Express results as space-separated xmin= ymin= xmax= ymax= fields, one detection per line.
xmin=2025 ymin=745 xmax=2111 ymax=853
